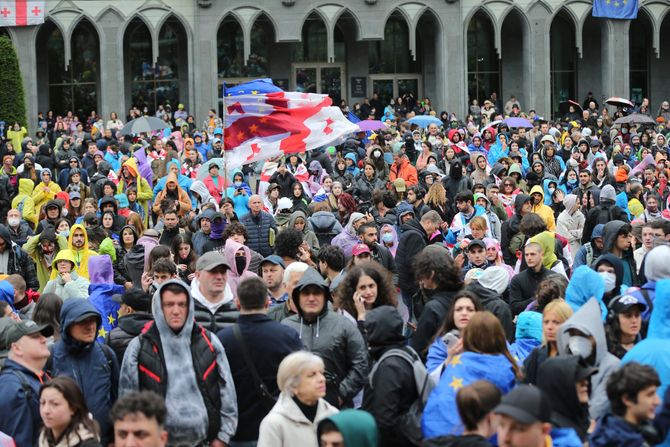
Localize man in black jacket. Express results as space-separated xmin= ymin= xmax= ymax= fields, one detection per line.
xmin=192 ymin=251 xmax=239 ymax=332
xmin=362 ymin=306 xmax=419 ymax=447
xmin=217 ymin=277 xmax=302 ymax=445
xmin=582 ymin=184 xmax=629 ymax=244
xmin=501 ymin=194 xmax=532 ymax=266
xmin=106 ymin=289 xmax=153 ymax=363
xmin=410 ymin=245 xmax=463 ymax=357
xmin=509 ymin=242 xmax=559 ymax=315
xmin=358 ymin=223 xmax=396 ymax=274
xmin=396 ymin=210 xmax=443 ymax=321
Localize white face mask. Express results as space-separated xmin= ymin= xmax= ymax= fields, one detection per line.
xmin=7 ymin=217 xmax=20 ymax=227
xmin=568 ymin=336 xmax=593 ymax=359
xmin=599 ymin=271 xmax=616 ymax=293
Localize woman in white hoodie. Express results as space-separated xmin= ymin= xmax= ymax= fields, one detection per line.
xmin=556 ymin=194 xmax=585 ymax=264
xmin=258 ymin=351 xmax=338 ymax=447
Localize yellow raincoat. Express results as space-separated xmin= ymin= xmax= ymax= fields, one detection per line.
xmin=117 ymin=156 xmax=153 ymax=226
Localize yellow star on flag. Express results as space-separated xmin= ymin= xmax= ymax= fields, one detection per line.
xmin=107 ymin=314 xmax=115 ymax=325
xmin=449 ymin=376 xmax=464 ymax=391
xmin=614 ymin=1 xmax=619 ymax=6
xmin=98 ymin=327 xmax=108 ymax=338
xmin=252 ymin=90 xmax=259 ymax=95
xmin=450 ymin=355 xmax=462 ymax=366
xmin=249 ymin=124 xmax=259 ymax=134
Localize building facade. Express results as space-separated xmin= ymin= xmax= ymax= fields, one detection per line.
xmin=5 ymin=0 xmax=670 ymax=131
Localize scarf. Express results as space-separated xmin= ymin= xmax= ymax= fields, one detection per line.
xmin=210 ymin=219 xmax=225 ymax=240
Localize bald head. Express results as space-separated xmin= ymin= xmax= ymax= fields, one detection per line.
xmin=249 ymin=195 xmax=263 ymax=214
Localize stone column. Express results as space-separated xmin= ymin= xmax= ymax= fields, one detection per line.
xmin=12 ymin=27 xmax=38 ymax=131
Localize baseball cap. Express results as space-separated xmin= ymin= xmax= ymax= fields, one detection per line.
xmin=467 ymin=239 xmax=487 ymax=251
xmin=393 ymin=178 xmax=407 ymax=192
xmin=352 ymin=243 xmax=371 ymax=256
xmin=112 ymin=289 xmax=152 ymax=312
xmin=0 ymin=319 xmax=53 ymax=348
xmin=590 ymin=139 xmax=602 ymax=147
xmin=196 ymin=251 xmax=230 ymax=272
xmin=69 ymin=191 xmax=81 ymax=200
xmin=260 ymin=255 xmax=286 ymax=269
xmin=494 ymin=385 xmax=552 ymax=424
xmin=609 ymin=294 xmax=647 ymax=315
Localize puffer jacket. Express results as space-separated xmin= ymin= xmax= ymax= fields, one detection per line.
xmin=281 ymin=269 xmax=368 ymax=406
xmin=352 ymin=173 xmax=385 ymax=205
xmin=106 ymin=312 xmax=153 ymax=363
xmin=50 ymin=299 xmax=119 ymax=445
xmin=191 ymin=277 xmax=239 ymax=332
xmin=240 ymin=211 xmax=276 ymax=257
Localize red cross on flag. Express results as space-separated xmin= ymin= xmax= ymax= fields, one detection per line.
xmin=0 ymin=0 xmax=45 ymax=27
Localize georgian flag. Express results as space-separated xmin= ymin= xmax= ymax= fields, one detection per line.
xmin=0 ymin=0 xmax=45 ymax=26
xmin=223 ymin=83 xmax=358 ymax=169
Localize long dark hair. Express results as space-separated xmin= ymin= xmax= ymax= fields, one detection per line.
xmin=40 ymin=377 xmax=99 ymax=444
xmin=436 ymin=290 xmax=483 ymax=337
xmin=171 ymin=233 xmax=196 ymax=272
xmin=337 ymin=262 xmax=397 ymax=320
xmin=32 ymin=293 xmax=63 ymax=338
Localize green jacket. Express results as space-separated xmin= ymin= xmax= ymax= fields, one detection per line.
xmin=23 ymin=234 xmax=68 ymax=292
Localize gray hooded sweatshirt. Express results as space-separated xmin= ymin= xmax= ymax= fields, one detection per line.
xmin=119 ymin=279 xmax=238 ymax=445
xmin=557 ymin=298 xmax=620 ymax=421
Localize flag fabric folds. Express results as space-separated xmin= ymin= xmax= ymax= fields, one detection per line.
xmin=0 ymin=0 xmax=45 ymax=26
xmin=422 ymin=351 xmax=517 ymax=438
xmin=592 ymin=0 xmax=638 ymax=19
xmin=223 ymin=79 xmax=358 ymax=169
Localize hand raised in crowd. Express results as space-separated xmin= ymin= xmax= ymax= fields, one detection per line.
xmin=60 ymin=272 xmax=72 ymax=283
xmin=353 ymin=291 xmax=367 ymax=321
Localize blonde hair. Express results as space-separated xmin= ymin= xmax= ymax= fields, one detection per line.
xmin=425 ymin=182 xmax=447 ymax=207
xmin=276 ymin=351 xmax=324 ymax=396
xmin=469 ymin=216 xmax=488 ymax=232
xmin=542 ymin=299 xmax=573 ymax=345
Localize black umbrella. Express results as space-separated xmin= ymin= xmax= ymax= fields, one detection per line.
xmin=558 ymin=100 xmax=582 ymax=117
xmin=613 ymin=113 xmax=655 ymax=125
xmin=121 ymin=116 xmax=170 ymax=135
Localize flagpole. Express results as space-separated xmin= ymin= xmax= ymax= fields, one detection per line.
xmin=222 ymin=82 xmax=228 ymax=199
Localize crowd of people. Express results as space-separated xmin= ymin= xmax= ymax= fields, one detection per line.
xmin=0 ymin=90 xmax=670 ymax=447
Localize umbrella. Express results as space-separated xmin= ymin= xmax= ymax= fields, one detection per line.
xmin=614 ymin=113 xmax=656 ymax=125
xmin=503 ymin=117 xmax=533 ymax=128
xmin=356 ymin=120 xmax=387 ymax=132
xmin=197 ymin=157 xmax=236 ymax=182
xmin=558 ymin=100 xmax=582 ymax=117
xmin=605 ymin=97 xmax=634 ymax=109
xmin=407 ymin=115 xmax=443 ymax=128
xmin=480 ymin=120 xmax=503 ymax=134
xmin=120 ymin=116 xmax=170 ymax=135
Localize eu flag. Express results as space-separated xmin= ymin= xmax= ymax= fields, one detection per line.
xmin=593 ymin=0 xmax=637 ymax=19
xmin=422 ymin=351 xmax=517 ymax=438
xmin=88 ymin=284 xmax=125 ymax=343
xmin=224 ymin=78 xmax=284 ymax=97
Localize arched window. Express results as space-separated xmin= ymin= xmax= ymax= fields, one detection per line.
xmin=294 ymin=12 xmax=327 ymax=62
xmin=217 ymin=17 xmax=244 ymax=78
xmin=550 ymin=12 xmax=577 ymax=116
xmin=467 ymin=11 xmax=500 ymax=106
xmin=124 ymin=17 xmax=187 ymax=114
xmin=369 ymin=13 xmax=418 ymax=74
xmin=36 ymin=20 xmax=99 ymax=117
xmin=629 ymin=12 xmax=651 ymax=103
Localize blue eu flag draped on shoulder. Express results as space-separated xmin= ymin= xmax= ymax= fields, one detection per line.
xmin=593 ymin=0 xmax=638 ymax=19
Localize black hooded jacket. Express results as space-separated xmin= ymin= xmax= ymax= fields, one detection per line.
xmin=500 ymin=194 xmax=531 ymax=265
xmin=442 ymin=159 xmax=472 ymax=210
xmin=582 ymin=199 xmax=629 ymax=244
xmin=362 ymin=306 xmax=418 ymax=447
xmin=396 ymin=219 xmax=429 ymax=292
xmin=106 ymin=312 xmax=153 ymax=363
xmin=537 ymin=356 xmax=591 ymax=441
xmin=410 ymin=288 xmax=460 ymax=358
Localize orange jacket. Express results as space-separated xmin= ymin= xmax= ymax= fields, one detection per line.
xmin=389 ymin=157 xmax=418 ymax=186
